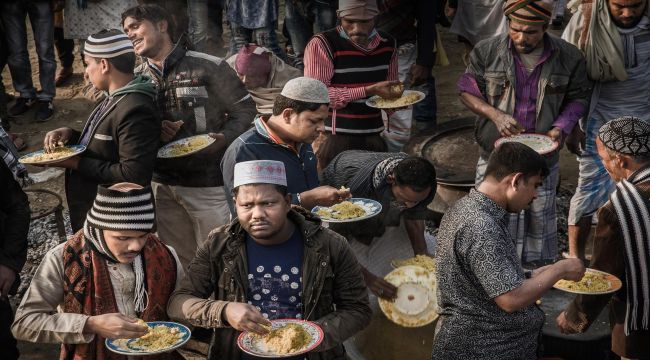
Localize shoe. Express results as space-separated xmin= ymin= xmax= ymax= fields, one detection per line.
xmin=36 ymin=100 xmax=54 ymax=122
xmin=8 ymin=97 xmax=36 ymax=116
xmin=55 ymin=67 xmax=74 ymax=87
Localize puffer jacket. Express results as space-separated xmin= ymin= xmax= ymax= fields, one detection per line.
xmin=135 ymin=43 xmax=257 ymax=187
xmin=167 ymin=207 xmax=372 ymax=360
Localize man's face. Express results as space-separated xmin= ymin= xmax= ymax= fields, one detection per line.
xmin=123 ymin=16 xmax=168 ymax=58
xmin=235 ymin=184 xmax=291 ymax=241
xmin=84 ymin=56 xmax=108 ymax=91
xmin=390 ymin=184 xmax=431 ymax=210
xmin=506 ymin=174 xmax=542 ymax=213
xmin=237 ymin=72 xmax=269 ymax=90
xmin=508 ymin=21 xmax=547 ymax=54
xmin=608 ymin=0 xmax=647 ymax=28
xmin=287 ymin=105 xmax=328 ymax=144
xmin=596 ymin=137 xmax=627 ymax=181
xmin=340 ymin=17 xmax=375 ymax=46
xmin=103 ymin=229 xmax=149 ymax=264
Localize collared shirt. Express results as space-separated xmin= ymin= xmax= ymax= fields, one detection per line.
xmin=11 ymin=243 xmax=184 ymax=344
xmin=457 ymin=37 xmax=586 ymax=135
xmin=432 ymin=189 xmax=544 ymax=360
xmin=304 ymin=26 xmax=399 ymax=110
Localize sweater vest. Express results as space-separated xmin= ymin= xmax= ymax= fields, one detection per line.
xmin=315 ymin=29 xmax=395 ymax=135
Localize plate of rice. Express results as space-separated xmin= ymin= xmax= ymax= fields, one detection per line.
xmin=366 ymin=90 xmax=425 ymax=109
xmin=494 ymin=133 xmax=559 ymax=155
xmin=157 ymin=134 xmax=215 ymax=158
xmin=554 ymin=268 xmax=622 ymax=295
xmin=312 ymin=198 xmax=382 ymax=223
xmin=105 ymin=321 xmax=191 ymax=356
xmin=237 ymin=319 xmax=323 ymax=358
xmin=19 ymin=144 xmax=86 ymax=165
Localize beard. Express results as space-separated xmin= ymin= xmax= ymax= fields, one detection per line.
xmin=611 ymin=14 xmax=643 ymax=29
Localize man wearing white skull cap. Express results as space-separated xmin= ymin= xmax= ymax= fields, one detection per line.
xmin=169 ymin=160 xmax=371 ymax=360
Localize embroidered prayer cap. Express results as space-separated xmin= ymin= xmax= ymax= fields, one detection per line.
xmin=233 ymin=160 xmax=288 ymax=188
xmin=235 ymin=44 xmax=272 ymax=77
xmin=84 ymin=29 xmax=134 ymax=58
xmin=280 ymin=77 xmax=330 ymax=104
xmin=86 ymin=183 xmax=156 ymax=232
xmin=598 ymin=116 xmax=650 ymax=157
xmin=504 ymin=0 xmax=553 ymax=26
xmin=337 ymin=0 xmax=379 ymax=20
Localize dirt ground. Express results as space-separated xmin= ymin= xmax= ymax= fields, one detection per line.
xmin=3 ymin=19 xmax=579 ymax=360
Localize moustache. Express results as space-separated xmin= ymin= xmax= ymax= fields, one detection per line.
xmin=349 ymin=33 xmax=368 ymax=37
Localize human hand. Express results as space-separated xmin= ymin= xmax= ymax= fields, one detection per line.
xmin=300 ymin=186 xmax=351 ymax=208
xmin=492 ymin=112 xmax=524 ymax=137
xmin=53 ymin=155 xmax=81 ymax=170
xmin=556 ymin=311 xmax=580 ymax=334
xmin=546 ymin=127 xmax=564 ymax=144
xmin=366 ymin=81 xmax=404 ymax=99
xmin=409 ymin=64 xmax=431 ymax=87
xmin=0 ymin=264 xmax=16 ymax=298
xmin=83 ymin=313 xmax=149 ymax=339
xmin=565 ymin=126 xmax=585 ymax=156
xmin=223 ymin=302 xmax=271 ymax=335
xmin=445 ymin=2 xmax=457 ymax=18
xmin=556 ymin=258 xmax=586 ymax=282
xmin=161 ymin=120 xmax=184 ymax=142
xmin=206 ymin=133 xmax=228 ymax=153
xmin=364 ymin=271 xmax=397 ymax=300
xmin=43 ymin=127 xmax=74 ymax=153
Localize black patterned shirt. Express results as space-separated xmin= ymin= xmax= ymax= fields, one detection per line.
xmin=431 ymin=189 xmax=544 ymax=360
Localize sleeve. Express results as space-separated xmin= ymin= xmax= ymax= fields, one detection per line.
xmin=564 ymin=205 xmax=622 ymax=331
xmin=76 ymin=101 xmax=161 ymax=185
xmin=209 ymin=62 xmax=257 ymax=144
xmin=304 ymin=37 xmax=367 ymax=109
xmin=313 ymin=232 xmax=372 ymax=351
xmin=167 ymin=231 xmax=230 ymax=329
xmin=459 ymin=223 xmax=524 ymax=298
xmin=415 ymin=0 xmax=436 ymax=67
xmin=11 ymin=244 xmax=95 ymax=344
xmin=551 ymin=50 xmax=592 ymax=134
xmin=0 ymin=163 xmax=30 ymax=274
xmin=462 ymin=46 xmax=488 ymax=98
xmin=166 ymin=245 xmax=185 ymax=290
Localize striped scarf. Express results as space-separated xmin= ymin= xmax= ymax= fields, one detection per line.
xmin=610 ymin=165 xmax=650 ymax=334
xmin=0 ymin=124 xmax=30 ymax=187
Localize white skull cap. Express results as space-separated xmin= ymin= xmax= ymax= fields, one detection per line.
xmin=233 ymin=160 xmax=288 ymax=188
xmin=280 ymin=77 xmax=330 ymax=104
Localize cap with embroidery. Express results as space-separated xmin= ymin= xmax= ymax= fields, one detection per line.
xmin=233 ymin=160 xmax=288 ymax=188
xmin=598 ymin=116 xmax=650 ymax=156
xmin=84 ymin=29 xmax=134 ymax=58
xmin=280 ymin=77 xmax=330 ymax=104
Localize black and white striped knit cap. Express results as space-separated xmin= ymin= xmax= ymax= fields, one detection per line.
xmin=598 ymin=116 xmax=650 ymax=157
xmin=84 ymin=29 xmax=134 ymax=58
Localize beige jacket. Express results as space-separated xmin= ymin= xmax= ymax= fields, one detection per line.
xmin=11 ymin=243 xmax=184 ymax=344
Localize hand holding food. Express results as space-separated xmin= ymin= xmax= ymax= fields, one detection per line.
xmin=300 ymin=185 xmax=350 ymax=209
xmin=224 ymin=302 xmax=271 ymax=335
xmin=84 ymin=313 xmax=148 ymax=339
xmin=43 ymin=127 xmax=74 ymax=153
xmin=556 ymin=258 xmax=586 ymax=282
xmin=366 ymin=80 xmax=403 ymax=100
xmin=493 ymin=112 xmax=524 ymax=137
xmin=160 ymin=120 xmax=184 ymax=142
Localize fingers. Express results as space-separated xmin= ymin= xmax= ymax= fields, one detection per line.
xmin=372 ymin=279 xmax=398 ymax=300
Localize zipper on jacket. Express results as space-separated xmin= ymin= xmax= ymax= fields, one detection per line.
xmin=305 ymin=254 xmax=327 ymax=320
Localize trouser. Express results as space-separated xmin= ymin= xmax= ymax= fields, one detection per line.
xmin=476 ymin=157 xmax=560 ymax=262
xmin=187 ymin=0 xmax=223 ymax=53
xmin=0 ymin=298 xmax=19 ymax=360
xmin=151 ymin=182 xmax=231 ymax=269
xmin=284 ymin=0 xmax=336 ymax=67
xmin=0 ymin=1 xmax=56 ymax=101
xmin=228 ymin=22 xmax=286 ymax=61
xmin=54 ymin=26 xmax=74 ymax=68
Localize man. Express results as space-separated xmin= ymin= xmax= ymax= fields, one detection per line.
xmin=226 ymin=44 xmax=302 ymax=114
xmin=225 ymin=0 xmax=286 ymax=60
xmin=0 ymin=124 xmax=30 ymax=360
xmin=557 ymin=117 xmax=650 ymax=360
xmin=304 ymin=0 xmax=402 ymax=169
xmin=122 ymin=4 xmax=257 ymax=268
xmin=284 ymin=0 xmax=338 ymax=69
xmin=561 ymin=0 xmax=650 ymax=259
xmin=221 ymin=77 xmax=350 ymax=214
xmin=43 ymin=29 xmax=160 ymax=232
xmin=458 ymin=0 xmax=592 ymax=262
xmin=168 ymin=160 xmax=371 ymax=360
xmin=0 ymin=0 xmax=56 ymax=121
xmin=376 ymin=0 xmax=438 ymax=149
xmin=12 ymin=183 xmax=183 ymax=359
xmin=432 ymin=142 xmax=585 ymax=359
xmin=321 ymin=150 xmax=437 ymax=299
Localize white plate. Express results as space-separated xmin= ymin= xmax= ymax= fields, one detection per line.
xmin=18 ymin=145 xmax=86 ymax=165
xmin=553 ymin=268 xmax=622 ymax=295
xmin=366 ymin=90 xmax=425 ymax=109
xmin=378 ymin=265 xmax=439 ymax=328
xmin=157 ymin=134 xmax=215 ymax=158
xmin=237 ymin=319 xmax=323 ymax=358
xmin=105 ymin=321 xmax=191 ymax=356
xmin=312 ymin=198 xmax=382 ymax=223
xmin=494 ymin=133 xmax=559 ymax=155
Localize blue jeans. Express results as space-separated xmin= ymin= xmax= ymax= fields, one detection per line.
xmin=187 ymin=0 xmax=223 ymax=52
xmin=284 ymin=0 xmax=336 ymax=64
xmin=0 ymin=1 xmax=56 ymax=101
xmin=228 ymin=22 xmax=286 ymax=61
xmin=412 ymin=75 xmax=437 ymax=130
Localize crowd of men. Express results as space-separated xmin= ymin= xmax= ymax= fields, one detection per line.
xmin=0 ymin=0 xmax=649 ymax=359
